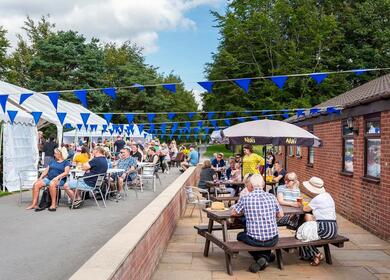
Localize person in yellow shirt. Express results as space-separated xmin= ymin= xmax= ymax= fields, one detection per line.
xmin=73 ymin=146 xmax=90 ymax=165
xmin=242 ymin=144 xmax=265 ymax=176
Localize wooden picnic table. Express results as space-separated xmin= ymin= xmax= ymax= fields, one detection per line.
xmin=205 ymin=180 xmax=245 ymax=196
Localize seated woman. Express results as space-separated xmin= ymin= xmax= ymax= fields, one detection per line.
xmin=73 ymin=146 xmax=90 ymax=166
xmin=300 ymin=177 xmax=338 ymax=266
xmin=225 ymin=160 xmax=241 ymax=196
xmin=26 ymin=148 xmax=71 ymax=211
xmin=276 ymin=172 xmax=301 ymax=228
xmin=198 ymin=160 xmax=214 ymax=190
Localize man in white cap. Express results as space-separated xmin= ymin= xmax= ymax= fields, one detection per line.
xmin=300 ymin=177 xmax=338 ymax=266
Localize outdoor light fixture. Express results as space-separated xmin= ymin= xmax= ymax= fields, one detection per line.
xmin=347 ymin=117 xmax=359 ymax=135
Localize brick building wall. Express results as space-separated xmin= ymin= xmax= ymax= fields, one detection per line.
xmin=276 ymin=111 xmax=390 ymax=240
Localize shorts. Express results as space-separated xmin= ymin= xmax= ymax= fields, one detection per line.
xmin=67 ymin=180 xmax=93 ymax=190
xmin=42 ymin=177 xmax=66 ymax=187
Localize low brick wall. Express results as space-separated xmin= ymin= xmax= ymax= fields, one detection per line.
xmin=70 ymin=166 xmax=201 ymax=280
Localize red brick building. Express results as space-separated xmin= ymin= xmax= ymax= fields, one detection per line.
xmin=276 ymin=74 xmax=390 ymax=240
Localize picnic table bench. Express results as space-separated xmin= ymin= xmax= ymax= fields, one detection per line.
xmin=196 ymin=207 xmax=349 ymax=275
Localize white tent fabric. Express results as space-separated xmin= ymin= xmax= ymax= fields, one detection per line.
xmin=0 ymin=101 xmax=35 ymax=125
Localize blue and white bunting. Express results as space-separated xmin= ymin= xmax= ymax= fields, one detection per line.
xmin=74 ymin=90 xmax=88 ymax=108
xmin=167 ymin=112 xmax=176 ymax=120
xmin=77 ymin=124 xmax=83 ymax=131
xmin=80 ymin=112 xmax=90 ymax=128
xmin=296 ymin=109 xmax=305 ymax=117
xmin=31 ymin=111 xmax=42 ymax=125
xmin=126 ymin=113 xmax=134 ymax=124
xmin=102 ymin=88 xmax=116 ymax=99
xmin=352 ymin=69 xmax=366 ymax=76
xmin=147 ymin=113 xmax=156 ymax=123
xmin=310 ymin=108 xmax=321 ymax=115
xmin=270 ymin=76 xmax=288 ymax=89
xmin=0 ymin=95 xmax=8 ymax=112
xmin=48 ymin=92 xmax=60 ymax=110
xmin=310 ymin=73 xmax=328 ymax=85
xmin=162 ymin=84 xmax=176 ymax=93
xmin=56 ymin=112 xmax=67 ymax=125
xmin=7 ymin=110 xmax=17 ymax=124
xmin=103 ymin=113 xmax=113 ymax=125
xmin=207 ymin=112 xmax=215 ymax=120
xmin=187 ymin=112 xmax=196 ymax=119
xmin=234 ymin=78 xmax=251 ymax=93
xmin=197 ymin=81 xmax=213 ymax=93
xmin=19 ymin=93 xmax=33 ymax=105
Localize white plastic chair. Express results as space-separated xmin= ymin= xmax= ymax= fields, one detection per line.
xmin=18 ymin=170 xmax=38 ymax=205
xmin=140 ymin=164 xmax=160 ymax=192
xmin=70 ymin=173 xmax=107 ymax=209
xmin=184 ymin=186 xmax=211 ymax=222
xmin=123 ymin=171 xmax=142 ymax=199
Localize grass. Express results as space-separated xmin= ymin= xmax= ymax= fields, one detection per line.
xmin=0 ymin=191 xmax=12 ymax=198
xmin=204 ymin=144 xmax=266 ymax=159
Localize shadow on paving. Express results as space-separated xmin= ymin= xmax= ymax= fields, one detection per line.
xmin=0 ymin=169 xmax=181 ymax=280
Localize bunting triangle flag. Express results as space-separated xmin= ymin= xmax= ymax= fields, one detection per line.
xmin=90 ymin=124 xmax=98 ymax=131
xmin=103 ymin=113 xmax=113 ymax=125
xmin=109 ymin=128 xmax=114 ymax=135
xmin=102 ymin=88 xmax=116 ymax=99
xmin=234 ymin=78 xmax=251 ymax=93
xmin=202 ymin=135 xmax=207 ymax=140
xmin=310 ymin=108 xmax=321 ymax=115
xmin=167 ymin=112 xmax=176 ymax=120
xmin=210 ymin=120 xmax=218 ymax=128
xmin=77 ymin=124 xmax=83 ymax=131
xmin=204 ymin=127 xmax=209 ymax=134
xmin=352 ymin=69 xmax=366 ymax=76
xmin=224 ymin=119 xmax=231 ymax=126
xmin=162 ymin=84 xmax=176 ymax=93
xmin=310 ymin=73 xmax=328 ymax=85
xmin=56 ymin=112 xmax=67 ymax=125
xmin=171 ymin=123 xmax=178 ymax=133
xmin=74 ymin=90 xmax=88 ymax=108
xmin=270 ymin=76 xmax=288 ymax=89
xmin=126 ymin=113 xmax=134 ymax=124
xmin=296 ymin=109 xmax=305 ymax=117
xmin=138 ymin=124 xmax=144 ymax=134
xmin=80 ymin=113 xmax=90 ymax=128
xmin=48 ymin=92 xmax=60 ymax=110
xmin=102 ymin=124 xmax=108 ymax=132
xmin=19 ymin=93 xmax=33 ymax=105
xmin=31 ymin=112 xmax=42 ymax=125
xmin=64 ymin=123 xmax=73 ymax=130
xmin=197 ymin=81 xmax=213 ymax=93
xmin=7 ymin=110 xmax=17 ymax=124
xmin=147 ymin=113 xmax=156 ymax=123
xmin=238 ymin=117 xmax=245 ymax=122
xmin=133 ymin=83 xmax=145 ymax=91
xmin=197 ymin=121 xmax=203 ymax=128
xmin=226 ymin=112 xmax=233 ymax=117
xmin=188 ymin=112 xmax=196 ymax=119
xmin=0 ymin=95 xmax=8 ymax=112
xmin=282 ymin=110 xmax=290 ymax=119
xmin=207 ymin=112 xmax=215 ymax=120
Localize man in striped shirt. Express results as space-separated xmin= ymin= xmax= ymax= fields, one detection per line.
xmin=232 ymin=174 xmax=284 ymax=273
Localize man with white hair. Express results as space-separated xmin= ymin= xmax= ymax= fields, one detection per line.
xmin=232 ymin=174 xmax=284 ymax=273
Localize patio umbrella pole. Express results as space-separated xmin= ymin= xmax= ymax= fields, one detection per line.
xmin=263 ymin=145 xmax=266 ymax=188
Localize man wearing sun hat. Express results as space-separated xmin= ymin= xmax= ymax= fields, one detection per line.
xmin=300 ymin=177 xmax=338 ymax=266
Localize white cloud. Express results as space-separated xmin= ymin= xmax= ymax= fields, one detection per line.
xmin=0 ymin=0 xmax=222 ymax=54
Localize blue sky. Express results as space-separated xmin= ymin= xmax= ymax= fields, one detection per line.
xmin=145 ymin=3 xmax=226 ymax=103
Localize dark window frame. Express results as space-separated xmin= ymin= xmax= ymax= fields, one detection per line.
xmin=342 ymin=120 xmax=354 ymax=174
xmin=364 ymin=113 xmax=381 ymax=180
xmin=307 ymin=125 xmax=314 ymax=166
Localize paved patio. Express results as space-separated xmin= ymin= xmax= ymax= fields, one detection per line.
xmin=152 ymin=207 xmax=390 ymax=280
xmin=0 ymin=169 xmax=181 ymax=280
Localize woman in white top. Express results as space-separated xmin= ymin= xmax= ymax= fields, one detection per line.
xmin=300 ymin=177 xmax=338 ymax=266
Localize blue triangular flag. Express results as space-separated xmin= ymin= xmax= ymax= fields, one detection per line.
xmin=238 ymin=117 xmax=245 ymax=122
xmin=102 ymin=88 xmax=116 ymax=99
xmin=31 ymin=112 xmax=42 ymax=125
xmin=310 ymin=73 xmax=328 ymax=85
xmin=126 ymin=113 xmax=134 ymax=124
xmin=133 ymin=83 xmax=145 ymax=91
xmin=103 ymin=113 xmax=113 ymax=125
xmin=310 ymin=108 xmax=321 ymax=115
xmin=187 ymin=112 xmax=196 ymax=119
xmin=77 ymin=124 xmax=83 ymax=131
xmin=7 ymin=110 xmax=17 ymax=124
xmin=210 ymin=120 xmax=217 ymax=127
xmin=90 ymin=124 xmax=98 ymax=131
xmin=138 ymin=124 xmax=144 ymax=133
xmin=326 ymin=106 xmax=341 ymax=115
xmin=197 ymin=81 xmax=213 ymax=93
xmin=262 ymin=110 xmax=272 ymax=115
xmin=193 ymin=127 xmax=200 ymax=134
xmin=282 ymin=110 xmax=290 ymax=119
xmin=47 ymin=92 xmax=60 ymax=110
xmin=296 ymin=109 xmax=305 ymax=117
xmin=85 ymin=124 xmax=89 ymax=131
xmin=204 ymin=127 xmax=210 ymax=134
xmin=352 ymin=69 xmax=366 ymax=76
xmin=149 ymin=124 xmax=155 ymax=133
xmin=102 ymin=124 xmax=108 ymax=132
xmin=109 ymin=128 xmax=114 ymax=135
xmin=64 ymin=123 xmax=73 ymax=130
xmin=171 ymin=123 xmax=178 ymax=133
xmin=162 ymin=84 xmax=176 ymax=93
xmin=147 ymin=113 xmax=156 ymax=122
xmin=80 ymin=112 xmax=90 ymax=128
xmin=0 ymin=95 xmax=8 ymax=112
xmin=74 ymin=90 xmax=88 ymax=108
xmin=167 ymin=112 xmax=176 ymax=120
xmin=197 ymin=121 xmax=203 ymax=128
xmin=234 ymin=78 xmax=251 ymax=93
xmin=19 ymin=93 xmax=33 ymax=105
xmin=226 ymin=112 xmax=233 ymax=117
xmin=251 ymin=116 xmax=259 ymax=120
xmin=270 ymin=76 xmax=288 ymax=89
xmin=207 ymin=112 xmax=215 ymax=120
xmin=186 ymin=135 xmax=190 ymax=140
xmin=56 ymin=112 xmax=67 ymax=125
xmin=224 ymin=119 xmax=231 ymax=126
xmin=202 ymin=135 xmax=207 ymax=140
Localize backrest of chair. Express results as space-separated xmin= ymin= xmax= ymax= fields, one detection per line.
xmin=176 ymin=152 xmax=184 ymax=161
xmin=94 ymin=174 xmax=106 ymax=188
xmin=19 ymin=170 xmax=38 ymax=189
xmin=142 ymin=165 xmax=155 ymax=176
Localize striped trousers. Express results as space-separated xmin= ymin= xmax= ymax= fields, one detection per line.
xmin=300 ymin=220 xmax=338 ymax=260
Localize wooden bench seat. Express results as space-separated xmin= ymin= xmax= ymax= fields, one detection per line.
xmin=202 ymin=232 xmax=348 ymax=275
xmin=194 ymin=223 xmax=243 ymax=233
xmin=211 ymin=196 xmax=239 ymax=202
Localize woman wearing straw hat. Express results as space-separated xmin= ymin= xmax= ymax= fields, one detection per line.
xmin=26 ymin=148 xmax=71 ymax=211
xmin=300 ymin=177 xmax=338 ymax=266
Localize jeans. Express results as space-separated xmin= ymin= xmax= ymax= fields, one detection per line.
xmin=237 ymin=232 xmax=278 ymax=261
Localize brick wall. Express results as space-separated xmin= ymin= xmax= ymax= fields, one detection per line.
xmin=276 ymin=111 xmax=389 ymax=240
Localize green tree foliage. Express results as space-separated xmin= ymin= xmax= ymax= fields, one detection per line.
xmin=0 ymin=26 xmax=10 ymax=80
xmin=203 ymin=0 xmax=390 ymax=112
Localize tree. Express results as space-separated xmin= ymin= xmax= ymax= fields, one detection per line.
xmin=0 ymin=26 xmax=10 ymax=80
xmin=203 ymin=0 xmax=390 ymax=113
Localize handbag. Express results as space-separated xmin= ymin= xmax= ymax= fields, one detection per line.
xmin=39 ymin=189 xmax=52 ymax=209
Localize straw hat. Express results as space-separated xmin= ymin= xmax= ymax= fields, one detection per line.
xmin=303 ymin=177 xmax=325 ymax=194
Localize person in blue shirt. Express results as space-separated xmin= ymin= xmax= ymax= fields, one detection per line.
xmin=211 ymin=153 xmax=226 ymax=179
xmin=180 ymin=146 xmax=199 ymax=171
xmin=26 ymin=148 xmax=71 ymax=211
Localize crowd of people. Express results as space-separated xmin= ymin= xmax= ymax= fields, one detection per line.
xmin=30 ymin=132 xmax=200 ymax=211
xmin=196 ymin=143 xmax=337 ymax=273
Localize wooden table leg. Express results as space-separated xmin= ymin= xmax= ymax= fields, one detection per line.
xmin=275 ymin=249 xmax=284 ymax=270
xmin=323 ymin=244 xmax=332 ymax=264
xmin=203 ymin=218 xmax=214 ymax=257
xmin=222 ymin=220 xmax=233 ymax=275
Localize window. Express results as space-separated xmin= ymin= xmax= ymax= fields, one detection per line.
xmin=296 ymin=146 xmax=301 ymax=157
xmin=342 ymin=121 xmax=354 ymax=173
xmin=288 ymin=146 xmax=294 ymax=157
xmin=307 ymin=125 xmax=314 ymax=165
xmin=365 ymin=115 xmax=381 ymax=179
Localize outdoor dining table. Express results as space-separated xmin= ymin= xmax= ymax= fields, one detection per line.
xmin=201 ymin=205 xmax=305 ymax=258
xmin=205 ymin=180 xmax=245 ymax=196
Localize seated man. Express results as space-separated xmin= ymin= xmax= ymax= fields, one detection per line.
xmin=180 ymin=146 xmax=199 ymax=171
xmin=113 ymin=147 xmax=137 ymax=199
xmin=232 ymin=174 xmax=284 ymax=273
xmin=211 ymin=153 xmax=226 ymax=179
xmin=272 ymin=161 xmax=286 ymax=194
xmin=63 ymin=146 xmax=108 ymax=209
